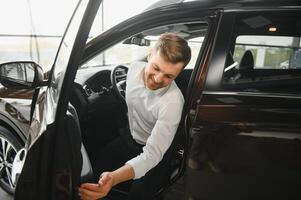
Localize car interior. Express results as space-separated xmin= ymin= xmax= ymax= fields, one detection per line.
xmin=68 ymin=21 xmax=208 ymax=199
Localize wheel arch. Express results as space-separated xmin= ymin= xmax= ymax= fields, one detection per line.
xmin=0 ymin=114 xmax=27 ymax=146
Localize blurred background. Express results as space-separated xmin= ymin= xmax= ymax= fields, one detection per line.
xmin=0 ymin=0 xmax=158 ymax=71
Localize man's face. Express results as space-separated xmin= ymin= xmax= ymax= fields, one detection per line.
xmin=143 ymin=51 xmax=184 ymax=90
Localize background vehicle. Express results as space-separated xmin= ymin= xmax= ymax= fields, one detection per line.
xmin=0 ymin=0 xmax=300 ymax=199
xmin=0 ymin=82 xmax=31 ymax=194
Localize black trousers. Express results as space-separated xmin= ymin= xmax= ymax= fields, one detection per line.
xmin=92 ymin=127 xmax=172 ymax=200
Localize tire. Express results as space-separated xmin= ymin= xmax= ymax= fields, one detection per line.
xmin=0 ymin=125 xmax=23 ymax=194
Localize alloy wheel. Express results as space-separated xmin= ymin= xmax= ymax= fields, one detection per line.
xmin=0 ymin=135 xmax=18 ymax=193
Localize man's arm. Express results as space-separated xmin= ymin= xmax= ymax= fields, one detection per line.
xmin=109 ymin=164 xmax=135 ymax=186
xmin=126 ymin=98 xmax=184 ymax=179
xmin=79 ymin=164 xmax=134 ymax=200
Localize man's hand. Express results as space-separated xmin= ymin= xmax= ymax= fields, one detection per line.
xmin=78 ymin=164 xmax=135 ymax=200
xmin=79 ymin=172 xmax=114 ymax=200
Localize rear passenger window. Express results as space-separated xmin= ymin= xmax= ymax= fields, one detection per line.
xmin=222 ymin=12 xmax=301 ymax=94
xmin=234 ymin=36 xmax=301 ymax=69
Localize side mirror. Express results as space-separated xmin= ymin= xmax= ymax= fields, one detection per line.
xmin=123 ymin=36 xmax=150 ymax=46
xmin=0 ymin=61 xmax=47 ymax=89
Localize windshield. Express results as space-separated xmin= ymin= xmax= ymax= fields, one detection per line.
xmin=82 ymin=36 xmax=204 ymax=69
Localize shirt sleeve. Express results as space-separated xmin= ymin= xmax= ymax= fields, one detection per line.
xmin=126 ymin=99 xmax=184 ymax=179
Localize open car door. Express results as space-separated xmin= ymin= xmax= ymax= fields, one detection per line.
xmin=1 ymin=1 xmax=103 ymax=199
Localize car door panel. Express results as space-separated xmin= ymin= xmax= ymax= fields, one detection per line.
xmin=14 ymin=1 xmax=102 ymax=199
xmin=195 ymin=92 xmax=301 ymax=130
xmin=186 ymin=10 xmax=301 ymax=200
xmin=187 ymin=91 xmax=301 ymax=200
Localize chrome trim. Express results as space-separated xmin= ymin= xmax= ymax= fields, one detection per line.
xmin=202 ymin=91 xmax=301 ymax=99
xmin=224 ymin=62 xmax=238 ymax=72
xmin=239 ymin=131 xmax=301 ymax=140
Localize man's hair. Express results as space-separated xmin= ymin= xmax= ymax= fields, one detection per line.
xmin=152 ymin=32 xmax=191 ymax=68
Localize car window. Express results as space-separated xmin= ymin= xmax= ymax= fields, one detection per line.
xmin=222 ymin=11 xmax=301 ymax=94
xmin=82 ymin=21 xmax=206 ymax=70
xmin=82 ymin=35 xmax=204 ymax=69
xmin=233 ymin=35 xmax=301 ymax=69
xmin=82 ymin=41 xmax=150 ymax=67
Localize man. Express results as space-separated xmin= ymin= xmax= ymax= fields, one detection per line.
xmin=79 ymin=32 xmax=191 ymax=200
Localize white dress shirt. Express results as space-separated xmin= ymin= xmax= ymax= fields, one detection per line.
xmin=125 ymin=61 xmax=184 ymax=179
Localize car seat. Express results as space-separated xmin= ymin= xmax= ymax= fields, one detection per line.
xmin=238 ymin=50 xmax=255 ymax=80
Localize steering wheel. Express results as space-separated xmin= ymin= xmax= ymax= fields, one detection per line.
xmin=110 ymin=65 xmax=128 ymax=104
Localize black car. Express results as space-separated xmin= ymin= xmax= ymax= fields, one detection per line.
xmin=0 ymin=0 xmax=300 ymax=199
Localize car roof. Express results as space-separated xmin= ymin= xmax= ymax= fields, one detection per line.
xmin=146 ymin=0 xmax=301 ymax=11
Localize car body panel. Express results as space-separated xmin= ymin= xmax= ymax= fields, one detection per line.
xmin=0 ymin=87 xmax=32 ymax=142
xmin=147 ymin=0 xmax=301 ymax=11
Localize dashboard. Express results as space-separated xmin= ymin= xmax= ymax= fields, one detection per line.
xmin=71 ymin=65 xmax=126 ymax=120
xmin=82 ymin=70 xmax=112 ymax=101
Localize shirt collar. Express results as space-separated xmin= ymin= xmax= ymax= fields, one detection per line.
xmin=149 ymin=84 xmax=170 ymax=95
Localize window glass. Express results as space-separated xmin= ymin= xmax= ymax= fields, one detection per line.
xmin=87 ymin=0 xmax=156 ymax=42
xmin=233 ymin=36 xmax=301 ymax=69
xmin=222 ymin=12 xmax=301 ymax=94
xmin=187 ymin=37 xmax=204 ymax=69
xmin=82 ymin=22 xmax=206 ymax=69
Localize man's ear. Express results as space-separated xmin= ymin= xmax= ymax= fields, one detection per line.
xmin=147 ymin=51 xmax=152 ymax=62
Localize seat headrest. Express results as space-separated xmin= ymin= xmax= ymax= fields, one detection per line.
xmin=239 ymin=50 xmax=254 ymax=70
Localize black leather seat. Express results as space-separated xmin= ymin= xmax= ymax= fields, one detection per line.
xmin=238 ymin=50 xmax=255 ymax=79
xmin=175 ymin=69 xmax=193 ymax=97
